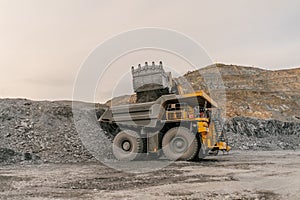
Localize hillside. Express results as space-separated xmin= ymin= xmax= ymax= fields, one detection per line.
xmin=177 ymin=64 xmax=300 ymax=122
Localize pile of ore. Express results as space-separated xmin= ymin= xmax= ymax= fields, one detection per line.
xmin=0 ymin=99 xmax=108 ymax=164
xmin=224 ymin=117 xmax=300 ymax=150
xmin=0 ymin=148 xmax=40 ymax=165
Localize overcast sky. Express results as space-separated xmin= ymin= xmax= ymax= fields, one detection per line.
xmin=0 ymin=0 xmax=299 ymax=102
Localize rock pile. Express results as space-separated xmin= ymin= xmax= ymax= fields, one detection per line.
xmin=0 ymin=148 xmax=40 ymax=164
xmin=0 ymin=99 xmax=107 ymax=164
xmin=224 ymin=117 xmax=300 ymax=150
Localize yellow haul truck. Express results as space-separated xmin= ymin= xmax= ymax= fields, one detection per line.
xmin=99 ymin=62 xmax=230 ymax=161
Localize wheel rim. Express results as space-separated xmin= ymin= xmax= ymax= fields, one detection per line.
xmin=171 ymin=136 xmax=188 ymax=153
xmin=122 ymin=141 xmax=131 ymax=151
xmin=162 ymin=127 xmax=199 ymax=161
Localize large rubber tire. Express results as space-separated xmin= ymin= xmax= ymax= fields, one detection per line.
xmin=113 ymin=130 xmax=144 ymax=161
xmin=162 ymin=127 xmax=198 ymax=161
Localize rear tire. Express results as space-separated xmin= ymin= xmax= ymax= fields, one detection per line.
xmin=113 ymin=130 xmax=144 ymax=161
xmin=162 ymin=127 xmax=198 ymax=161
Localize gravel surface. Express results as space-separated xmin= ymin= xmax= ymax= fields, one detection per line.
xmin=0 ymin=150 xmax=299 ymax=200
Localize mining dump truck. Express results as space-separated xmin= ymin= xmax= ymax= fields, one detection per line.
xmin=100 ymin=61 xmax=230 ymax=161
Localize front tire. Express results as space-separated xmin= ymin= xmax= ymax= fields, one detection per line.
xmin=162 ymin=127 xmax=198 ymax=161
xmin=113 ymin=130 xmax=144 ymax=161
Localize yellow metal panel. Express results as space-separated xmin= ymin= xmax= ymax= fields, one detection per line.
xmin=207 ymin=139 xmax=211 ymax=147
xmin=198 ymin=121 xmax=209 ymax=133
xmin=182 ymin=90 xmax=218 ymax=107
xmin=213 ymin=141 xmax=231 ymax=152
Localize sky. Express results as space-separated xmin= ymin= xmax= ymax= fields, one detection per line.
xmin=0 ymin=0 xmax=299 ymax=102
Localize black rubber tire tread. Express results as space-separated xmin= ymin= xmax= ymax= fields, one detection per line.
xmin=113 ymin=130 xmax=144 ymax=161
xmin=162 ymin=127 xmax=198 ymax=161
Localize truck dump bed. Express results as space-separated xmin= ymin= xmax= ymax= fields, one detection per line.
xmin=100 ymin=91 xmax=217 ymax=127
